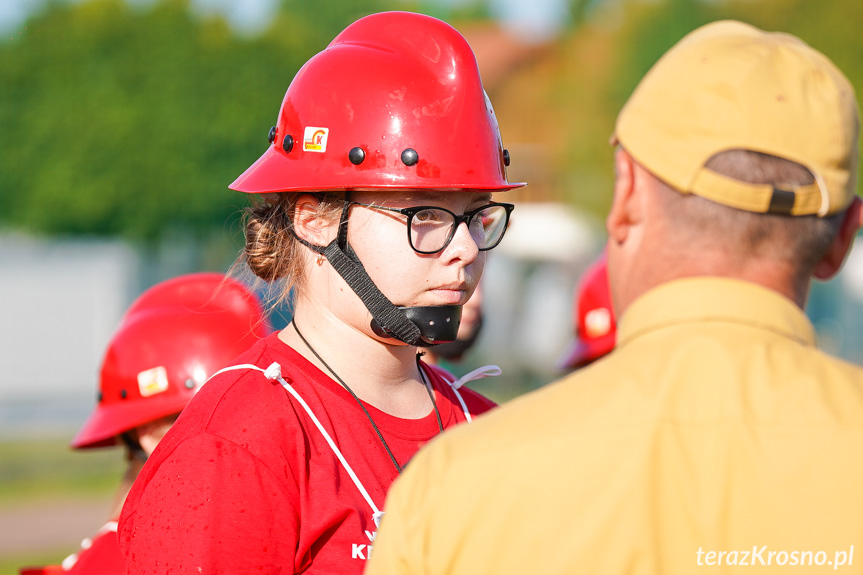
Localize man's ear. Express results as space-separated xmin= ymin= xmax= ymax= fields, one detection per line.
xmin=606 ymin=148 xmax=641 ymax=244
xmin=814 ymin=196 xmax=863 ymax=280
xmin=293 ymin=194 xmax=337 ymax=248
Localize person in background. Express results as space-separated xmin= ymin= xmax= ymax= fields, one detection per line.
xmin=118 ymin=11 xmax=522 ymax=574
xmin=19 ymin=273 xmax=268 ymax=575
xmin=366 ymin=20 xmax=863 ymax=574
xmin=558 ymin=252 xmax=616 ymax=371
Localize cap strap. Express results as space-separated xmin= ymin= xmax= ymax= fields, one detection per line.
xmin=690 ymin=168 xmax=824 ymax=216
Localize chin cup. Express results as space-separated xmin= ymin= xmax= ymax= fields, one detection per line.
xmin=371 ymin=305 xmax=462 ymax=346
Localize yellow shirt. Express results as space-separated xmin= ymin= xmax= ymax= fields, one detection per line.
xmin=368 ymin=278 xmax=863 ymax=574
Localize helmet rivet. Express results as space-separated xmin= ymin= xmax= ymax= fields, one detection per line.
xmin=185 ymin=378 xmax=196 ymax=389
xmin=401 ymin=148 xmax=419 ymax=166
xmin=503 ymin=148 xmax=511 ymax=167
xmin=267 ymin=126 xmax=276 ymax=144
xmin=349 ymin=147 xmax=366 ymax=165
xmin=283 ymin=135 xmax=294 ymax=153
xmin=120 ymin=389 xmax=128 ymax=399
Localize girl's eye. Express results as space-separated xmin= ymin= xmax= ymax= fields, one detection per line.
xmin=413 ymin=209 xmax=447 ymax=225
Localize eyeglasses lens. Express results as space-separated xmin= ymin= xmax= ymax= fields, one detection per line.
xmin=476 ymin=205 xmax=508 ymax=250
xmin=409 ymin=205 xmax=509 ymax=253
xmin=409 ymin=208 xmax=454 ymax=253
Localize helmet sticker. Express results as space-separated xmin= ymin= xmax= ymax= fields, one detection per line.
xmin=138 ymin=366 xmax=170 ymax=397
xmin=303 ymin=127 xmax=329 ymax=153
xmin=585 ymin=308 xmax=612 ymax=338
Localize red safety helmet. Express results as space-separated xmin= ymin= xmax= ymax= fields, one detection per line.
xmin=559 ymin=253 xmax=616 ymax=370
xmin=71 ymin=273 xmax=270 ymax=449
xmin=231 ymin=11 xmax=524 ymax=194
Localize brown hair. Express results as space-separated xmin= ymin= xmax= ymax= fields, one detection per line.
xmin=239 ymin=192 xmax=345 ymax=310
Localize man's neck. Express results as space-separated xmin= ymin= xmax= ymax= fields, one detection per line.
xmin=630 ymin=255 xmax=808 ymax=315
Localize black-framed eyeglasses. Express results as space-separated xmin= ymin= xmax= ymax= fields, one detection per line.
xmin=348 ymin=201 xmax=515 ymax=254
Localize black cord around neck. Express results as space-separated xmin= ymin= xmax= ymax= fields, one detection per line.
xmin=291 ymin=320 xmax=443 ymax=474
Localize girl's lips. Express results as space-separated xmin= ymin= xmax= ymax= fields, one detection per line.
xmin=424 ymin=281 xmax=471 ymax=305
xmin=428 ymin=288 xmax=468 ymax=305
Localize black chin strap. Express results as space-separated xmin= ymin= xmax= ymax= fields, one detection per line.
xmin=323 ymin=240 xmax=424 ymax=345
xmin=292 ymin=193 xmax=462 ymax=346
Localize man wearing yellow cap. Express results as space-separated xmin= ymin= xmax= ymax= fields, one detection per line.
xmin=366 ymin=21 xmax=863 ymax=574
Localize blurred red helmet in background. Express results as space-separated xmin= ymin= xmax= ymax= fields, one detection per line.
xmin=71 ymin=273 xmax=269 ymax=449
xmin=559 ymin=253 xmax=616 ymax=370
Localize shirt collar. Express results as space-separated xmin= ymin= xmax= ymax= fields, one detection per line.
xmin=616 ymin=277 xmax=817 ymax=348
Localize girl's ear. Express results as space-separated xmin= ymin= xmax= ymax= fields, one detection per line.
xmin=293 ymin=194 xmax=337 ymax=248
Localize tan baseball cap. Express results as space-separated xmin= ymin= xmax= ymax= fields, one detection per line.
xmin=615 ymin=20 xmax=859 ymax=216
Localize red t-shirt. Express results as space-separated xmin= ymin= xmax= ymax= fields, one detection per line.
xmin=119 ymin=333 xmax=495 ymax=574
xmin=66 ymin=523 xmax=124 ymax=575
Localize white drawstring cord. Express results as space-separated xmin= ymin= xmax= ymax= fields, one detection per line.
xmin=449 ymin=365 xmax=502 ymax=390
xmin=444 ymin=364 xmax=501 ymax=423
xmin=211 ymin=362 xmax=385 ymax=527
xmin=207 ymin=361 xmax=501 ymax=527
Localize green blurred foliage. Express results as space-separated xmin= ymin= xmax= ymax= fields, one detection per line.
xmin=0 ymin=437 xmax=124 ymax=503
xmin=1 ymin=0 xmax=862 ymax=238
xmin=0 ymin=0 xmax=389 ymax=242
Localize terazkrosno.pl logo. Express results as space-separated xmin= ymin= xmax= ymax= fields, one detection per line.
xmin=696 ymin=546 xmax=854 ymax=569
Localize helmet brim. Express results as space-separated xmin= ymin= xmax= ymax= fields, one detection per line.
xmin=229 ymin=145 xmax=527 ymax=194
xmin=70 ymin=390 xmax=191 ymax=449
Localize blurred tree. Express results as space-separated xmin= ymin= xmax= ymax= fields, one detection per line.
xmin=2 ymin=0 xmax=862 ymax=241
xmin=608 ymin=0 xmax=721 ymax=106
xmin=0 ymin=0 xmax=389 ymax=243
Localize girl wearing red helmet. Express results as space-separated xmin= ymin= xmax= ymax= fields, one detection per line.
xmin=20 ymin=274 xmax=268 ymax=575
xmin=119 ymin=11 xmax=522 ymax=574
